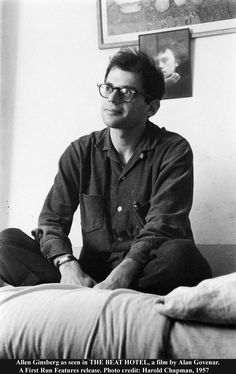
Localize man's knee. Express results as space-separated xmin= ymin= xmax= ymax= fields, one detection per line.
xmin=0 ymin=228 xmax=39 ymax=257
xmin=0 ymin=228 xmax=22 ymax=252
xmin=170 ymin=239 xmax=212 ymax=277
xmin=155 ymin=239 xmax=212 ymax=279
xmin=0 ymin=228 xmax=25 ymax=241
xmin=0 ymin=228 xmax=59 ymax=286
xmin=138 ymin=239 xmax=212 ymax=294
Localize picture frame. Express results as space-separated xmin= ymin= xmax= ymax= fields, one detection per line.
xmin=139 ymin=28 xmax=192 ymax=100
xmin=97 ymin=0 xmax=236 ymax=49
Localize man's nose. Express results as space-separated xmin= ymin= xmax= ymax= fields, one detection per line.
xmin=108 ymin=88 xmax=121 ymax=103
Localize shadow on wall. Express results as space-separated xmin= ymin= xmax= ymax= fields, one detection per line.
xmin=0 ymin=0 xmax=19 ymax=229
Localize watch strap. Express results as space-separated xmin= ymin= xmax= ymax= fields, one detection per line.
xmin=55 ymin=254 xmax=76 ymax=268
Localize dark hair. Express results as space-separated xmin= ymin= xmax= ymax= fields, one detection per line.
xmin=104 ymin=48 xmax=165 ymax=101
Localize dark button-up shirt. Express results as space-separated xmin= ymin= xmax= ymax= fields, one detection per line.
xmin=33 ymin=121 xmax=194 ymax=266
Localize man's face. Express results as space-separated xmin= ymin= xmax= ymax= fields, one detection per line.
xmin=101 ymin=67 xmax=150 ymax=130
xmin=155 ymin=48 xmax=179 ymax=79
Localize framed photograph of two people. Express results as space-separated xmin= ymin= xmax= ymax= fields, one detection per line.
xmin=139 ymin=28 xmax=192 ymax=100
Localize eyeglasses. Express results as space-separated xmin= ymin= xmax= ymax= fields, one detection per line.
xmin=97 ymin=83 xmax=150 ymax=103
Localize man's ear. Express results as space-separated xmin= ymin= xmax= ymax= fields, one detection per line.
xmin=146 ymin=99 xmax=160 ymax=118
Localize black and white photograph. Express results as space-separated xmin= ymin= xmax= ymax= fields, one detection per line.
xmin=139 ymin=28 xmax=192 ymax=99
xmin=0 ymin=0 xmax=236 ymax=371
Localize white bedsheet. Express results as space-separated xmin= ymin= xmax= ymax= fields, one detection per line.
xmin=0 ymin=284 xmax=170 ymax=358
xmin=1 ymin=282 xmax=236 ymax=359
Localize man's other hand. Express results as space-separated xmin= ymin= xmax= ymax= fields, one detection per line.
xmin=94 ymin=258 xmax=142 ymax=290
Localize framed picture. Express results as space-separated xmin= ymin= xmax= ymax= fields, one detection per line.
xmin=139 ymin=28 xmax=192 ymax=99
xmin=97 ymin=0 xmax=236 ymax=49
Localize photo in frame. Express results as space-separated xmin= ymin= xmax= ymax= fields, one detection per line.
xmin=139 ymin=28 xmax=192 ymax=99
xmin=97 ymin=0 xmax=236 ymax=49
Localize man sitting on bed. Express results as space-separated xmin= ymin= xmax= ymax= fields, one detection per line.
xmin=0 ymin=48 xmax=212 ymax=294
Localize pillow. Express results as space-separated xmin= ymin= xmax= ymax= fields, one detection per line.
xmin=0 ymin=284 xmax=170 ymax=358
xmin=156 ymin=272 xmax=236 ymax=325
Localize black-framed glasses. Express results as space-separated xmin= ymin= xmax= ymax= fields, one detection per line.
xmin=97 ymin=83 xmax=149 ymax=103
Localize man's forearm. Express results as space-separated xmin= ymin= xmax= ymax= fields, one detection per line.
xmin=112 ymin=258 xmax=143 ymax=284
xmin=32 ymin=226 xmax=73 ymax=260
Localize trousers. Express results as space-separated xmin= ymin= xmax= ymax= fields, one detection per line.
xmin=0 ymin=228 xmax=212 ymax=295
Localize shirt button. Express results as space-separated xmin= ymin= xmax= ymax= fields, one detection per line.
xmin=117 ymin=237 xmax=123 ymax=242
xmin=133 ymin=202 xmax=138 ymax=209
xmin=117 ymin=206 xmax=123 ymax=212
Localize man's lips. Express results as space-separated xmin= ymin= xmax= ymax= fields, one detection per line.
xmin=104 ymin=108 xmax=122 ymax=114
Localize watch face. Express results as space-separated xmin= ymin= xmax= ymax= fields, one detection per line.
xmin=56 ymin=255 xmax=75 ymax=268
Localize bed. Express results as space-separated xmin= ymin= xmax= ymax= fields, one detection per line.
xmin=0 ymin=273 xmax=236 ymax=359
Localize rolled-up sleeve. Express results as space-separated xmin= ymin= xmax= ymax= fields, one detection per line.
xmin=32 ymin=144 xmax=80 ymax=260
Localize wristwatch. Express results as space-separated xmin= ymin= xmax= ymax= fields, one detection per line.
xmin=55 ymin=254 xmax=77 ymax=268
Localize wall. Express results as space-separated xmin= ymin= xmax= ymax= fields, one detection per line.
xmin=1 ymin=0 xmax=236 ymax=249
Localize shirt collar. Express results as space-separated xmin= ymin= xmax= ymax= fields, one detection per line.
xmin=139 ymin=120 xmax=163 ymax=151
xmin=95 ymin=127 xmax=111 ymax=151
xmin=95 ymin=120 xmax=163 ymax=153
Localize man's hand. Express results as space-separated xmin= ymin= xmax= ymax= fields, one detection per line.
xmin=58 ymin=259 xmax=97 ymax=287
xmin=94 ymin=258 xmax=142 ymax=290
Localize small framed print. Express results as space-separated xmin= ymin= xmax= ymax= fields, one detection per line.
xmin=139 ymin=28 xmax=192 ymax=100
